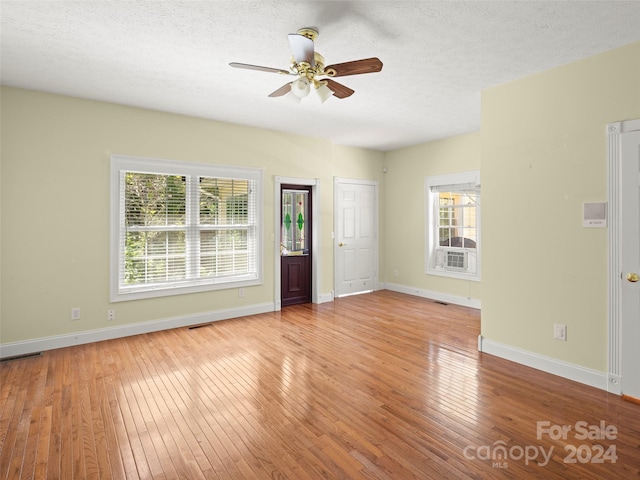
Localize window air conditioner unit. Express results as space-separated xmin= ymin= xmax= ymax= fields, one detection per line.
xmin=446 ymin=250 xmax=468 ymax=270
xmin=435 ymin=248 xmax=468 ymax=271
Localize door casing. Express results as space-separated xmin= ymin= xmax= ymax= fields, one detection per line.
xmin=274 ymin=176 xmax=320 ymax=310
xmin=607 ymin=118 xmax=640 ymax=395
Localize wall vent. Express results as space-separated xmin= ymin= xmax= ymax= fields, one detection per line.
xmin=188 ymin=323 xmax=213 ymax=330
xmin=0 ymin=352 xmax=43 ymax=363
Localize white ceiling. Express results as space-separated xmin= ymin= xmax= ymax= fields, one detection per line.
xmin=2 ymin=1 xmax=640 ymax=151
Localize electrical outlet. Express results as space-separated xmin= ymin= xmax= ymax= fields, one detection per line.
xmin=238 ymin=288 xmax=245 ymax=298
xmin=554 ymin=323 xmax=567 ymax=341
xmin=71 ymin=307 xmax=81 ymax=321
xmin=394 ymin=270 xmax=399 ymax=278
xmin=107 ymin=310 xmax=115 ymax=321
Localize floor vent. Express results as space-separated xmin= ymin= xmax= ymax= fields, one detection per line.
xmin=434 ymin=301 xmax=449 ymax=306
xmin=0 ymin=352 xmax=43 ymax=363
xmin=188 ymin=323 xmax=213 ymax=330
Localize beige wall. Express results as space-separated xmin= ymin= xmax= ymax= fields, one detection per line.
xmin=0 ymin=87 xmax=382 ymax=344
xmin=481 ymin=42 xmax=640 ymax=371
xmin=332 ymin=144 xmax=386 ymax=282
xmin=3 ymin=41 xmax=639 ymax=377
xmin=383 ymin=132 xmax=482 ymax=303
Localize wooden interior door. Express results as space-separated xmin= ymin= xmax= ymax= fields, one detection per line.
xmin=281 ymin=185 xmax=312 ymax=306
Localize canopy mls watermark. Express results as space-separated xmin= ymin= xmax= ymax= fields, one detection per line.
xmin=462 ymin=420 xmax=618 ymax=470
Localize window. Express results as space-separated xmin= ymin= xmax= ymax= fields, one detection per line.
xmin=110 ymin=155 xmax=263 ymax=301
xmin=281 ymin=188 xmax=310 ymax=253
xmin=425 ymin=171 xmax=480 ymax=280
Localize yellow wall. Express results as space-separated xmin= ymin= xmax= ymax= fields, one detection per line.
xmin=481 ymin=42 xmax=640 ymax=371
xmin=332 ymin=144 xmax=387 ymax=282
xmin=383 ymin=132 xmax=482 ymax=303
xmin=0 ymin=87 xmax=382 ymax=344
xmin=3 ymin=41 xmax=639 ymax=378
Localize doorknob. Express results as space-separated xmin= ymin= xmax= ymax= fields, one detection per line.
xmin=627 ymin=272 xmax=639 ymax=283
xmin=338 ymin=242 xmax=347 ymax=247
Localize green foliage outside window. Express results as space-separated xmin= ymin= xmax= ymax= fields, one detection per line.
xmin=124 ymin=173 xmax=251 ymax=286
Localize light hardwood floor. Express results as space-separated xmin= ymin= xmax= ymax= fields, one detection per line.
xmin=1 ymin=290 xmax=639 ymax=479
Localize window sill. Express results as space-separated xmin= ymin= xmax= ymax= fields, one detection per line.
xmin=426 ymin=269 xmax=481 ymax=282
xmin=111 ymin=278 xmax=263 ymax=303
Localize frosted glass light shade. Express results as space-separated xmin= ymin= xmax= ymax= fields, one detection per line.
xmin=291 ymin=77 xmax=310 ymax=98
xmin=316 ymin=83 xmax=334 ymax=103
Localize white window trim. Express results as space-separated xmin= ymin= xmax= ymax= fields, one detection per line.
xmin=110 ymin=154 xmax=263 ymax=302
xmin=425 ymin=170 xmax=481 ymax=281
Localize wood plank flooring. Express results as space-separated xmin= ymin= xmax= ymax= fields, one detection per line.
xmin=1 ymin=290 xmax=639 ymax=479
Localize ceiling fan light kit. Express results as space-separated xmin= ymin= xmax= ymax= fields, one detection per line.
xmin=291 ymin=77 xmax=310 ymax=98
xmin=315 ymin=83 xmax=334 ymax=103
xmin=230 ymin=27 xmax=382 ymax=103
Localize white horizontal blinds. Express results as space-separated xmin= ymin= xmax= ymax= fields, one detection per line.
xmin=120 ymin=170 xmax=258 ymax=294
xmin=199 ymin=177 xmax=256 ymax=279
xmin=429 ymin=182 xmax=479 ymax=193
xmin=123 ymin=172 xmax=188 ymax=287
xmin=112 ymin=155 xmax=263 ymax=300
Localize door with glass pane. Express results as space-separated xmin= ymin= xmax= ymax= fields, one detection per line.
xmin=281 ymin=185 xmax=312 ymax=306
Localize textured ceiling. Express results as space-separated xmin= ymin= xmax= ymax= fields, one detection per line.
xmin=2 ymin=1 xmax=640 ymax=151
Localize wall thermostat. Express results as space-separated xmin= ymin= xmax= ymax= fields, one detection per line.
xmin=583 ymin=202 xmax=607 ymax=228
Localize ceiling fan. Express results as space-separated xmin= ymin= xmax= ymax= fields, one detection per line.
xmin=229 ymin=27 xmax=383 ymax=103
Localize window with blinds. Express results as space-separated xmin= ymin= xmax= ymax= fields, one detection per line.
xmin=110 ymin=155 xmax=262 ymax=301
xmin=425 ymin=171 xmax=481 ymax=280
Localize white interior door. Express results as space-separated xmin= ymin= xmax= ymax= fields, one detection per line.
xmin=621 ymin=128 xmax=640 ymax=399
xmin=334 ymin=179 xmax=378 ymax=297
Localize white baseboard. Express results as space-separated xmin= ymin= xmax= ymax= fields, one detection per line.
xmin=478 ymin=335 xmax=609 ymax=391
xmin=317 ymin=292 xmax=334 ymax=304
xmin=275 ymin=292 xmax=334 ymax=310
xmin=383 ymin=282 xmax=481 ymax=309
xmin=0 ymin=302 xmax=274 ymax=359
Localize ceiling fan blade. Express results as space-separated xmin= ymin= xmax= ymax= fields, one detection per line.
xmin=288 ymin=34 xmax=315 ymax=67
xmin=229 ymin=62 xmax=292 ymax=75
xmin=324 ymin=79 xmax=354 ymax=99
xmin=268 ymin=83 xmax=292 ymax=97
xmin=325 ymin=57 xmax=383 ymax=77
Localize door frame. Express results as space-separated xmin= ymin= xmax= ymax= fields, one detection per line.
xmin=274 ymin=176 xmax=320 ymax=310
xmin=607 ymin=118 xmax=640 ymax=394
xmin=333 ymin=177 xmax=379 ymax=297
